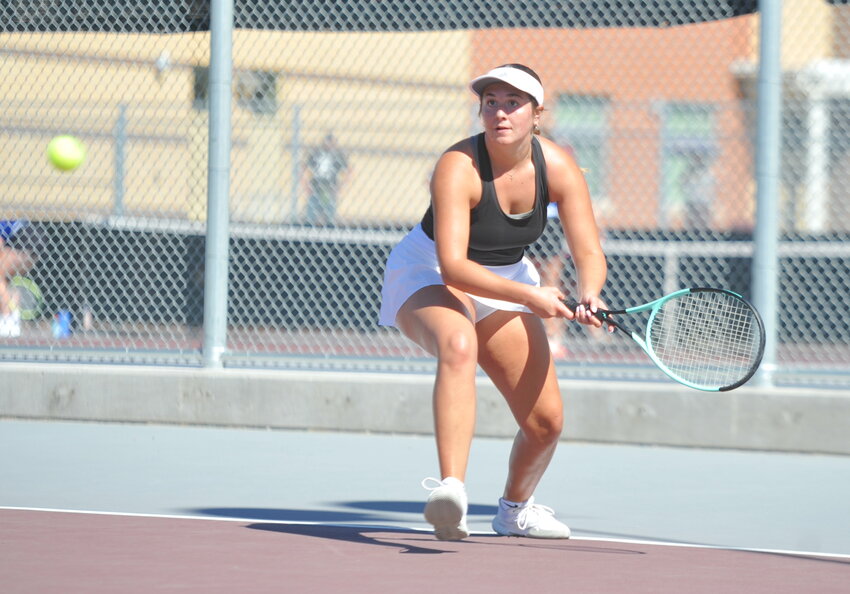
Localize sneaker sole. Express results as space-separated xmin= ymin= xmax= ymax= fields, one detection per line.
xmin=424 ymin=494 xmax=469 ymax=541
xmin=491 ymin=517 xmax=570 ymax=539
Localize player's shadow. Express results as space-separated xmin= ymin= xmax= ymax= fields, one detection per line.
xmin=336 ymin=500 xmax=498 ymax=516
xmin=246 ymin=522 xmax=650 ymax=556
xmin=193 ymin=501 xmax=500 ymax=555
xmin=193 ymin=506 xmax=379 ymax=524
xmin=192 ymin=503 xmax=649 ymax=556
xmin=247 ymin=522 xmax=452 ymax=555
xmin=192 ymin=501 xmax=498 ymax=525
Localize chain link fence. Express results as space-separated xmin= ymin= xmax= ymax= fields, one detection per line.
xmin=1 ymin=1 xmax=848 ymax=387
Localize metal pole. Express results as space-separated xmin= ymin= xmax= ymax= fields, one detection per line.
xmin=113 ymin=104 xmax=127 ymax=217
xmin=804 ymin=94 xmax=828 ymax=232
xmin=291 ymin=104 xmax=302 ymax=221
xmin=202 ymin=0 xmax=233 ymax=368
xmin=752 ymin=0 xmax=782 ymax=386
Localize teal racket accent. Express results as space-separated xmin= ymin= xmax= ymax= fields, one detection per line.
xmin=568 ymin=288 xmax=765 ymax=391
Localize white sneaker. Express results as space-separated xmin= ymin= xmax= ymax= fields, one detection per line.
xmin=422 ymin=477 xmax=469 ymax=541
xmin=492 ymin=496 xmax=571 ymax=539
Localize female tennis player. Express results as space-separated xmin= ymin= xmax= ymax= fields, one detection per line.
xmin=379 ymin=64 xmax=608 ymax=540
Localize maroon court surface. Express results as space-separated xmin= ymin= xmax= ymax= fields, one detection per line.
xmin=2 ymin=508 xmax=848 ymax=593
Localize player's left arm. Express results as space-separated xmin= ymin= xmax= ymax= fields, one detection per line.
xmin=539 ymin=137 xmax=607 ymax=326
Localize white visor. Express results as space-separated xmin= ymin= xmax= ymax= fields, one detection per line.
xmin=470 ymin=66 xmax=544 ymax=106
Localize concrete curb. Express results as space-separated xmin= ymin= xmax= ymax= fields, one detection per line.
xmin=1 ymin=363 xmax=848 ymax=455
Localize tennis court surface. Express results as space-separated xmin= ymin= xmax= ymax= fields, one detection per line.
xmin=2 ymin=419 xmax=849 ymax=592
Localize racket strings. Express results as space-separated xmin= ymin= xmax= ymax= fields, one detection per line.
xmin=649 ymin=292 xmax=762 ymax=388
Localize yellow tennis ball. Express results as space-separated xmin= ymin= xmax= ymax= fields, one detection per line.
xmin=47 ymin=135 xmax=86 ymax=171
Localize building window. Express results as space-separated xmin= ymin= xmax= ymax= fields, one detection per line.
xmin=552 ymin=95 xmax=609 ymax=205
xmin=192 ymin=67 xmax=277 ymax=115
xmin=192 ymin=66 xmax=209 ymax=110
xmin=660 ymin=102 xmax=717 ymax=230
xmin=235 ymin=70 xmax=277 ymax=115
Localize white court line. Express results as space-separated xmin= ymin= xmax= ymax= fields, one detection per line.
xmin=3 ymin=505 xmax=850 ymax=561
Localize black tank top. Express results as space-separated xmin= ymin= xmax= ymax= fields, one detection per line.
xmin=420 ymin=133 xmax=549 ymax=266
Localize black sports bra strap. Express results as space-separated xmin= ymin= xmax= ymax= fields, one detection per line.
xmin=475 ymin=133 xmax=494 ymax=182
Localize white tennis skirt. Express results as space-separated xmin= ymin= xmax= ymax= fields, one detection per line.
xmin=378 ymin=224 xmax=540 ymax=328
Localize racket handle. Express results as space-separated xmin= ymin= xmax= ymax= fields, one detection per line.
xmin=564 ymin=300 xmax=602 ymax=317
xmin=564 ymin=300 xmax=620 ymax=331
xmin=563 ymin=299 xmax=604 ymax=319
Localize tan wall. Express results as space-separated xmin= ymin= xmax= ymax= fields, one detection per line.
xmin=1 ymin=11 xmax=842 ymax=230
xmin=780 ymin=0 xmax=833 ymax=69
xmin=1 ymin=32 xmax=208 ymax=220
xmin=0 ymin=30 xmax=471 ymax=226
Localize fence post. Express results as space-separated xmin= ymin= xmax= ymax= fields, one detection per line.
xmin=290 ymin=104 xmax=302 ymax=221
xmin=113 ymin=104 xmax=127 ymax=217
xmin=752 ymin=0 xmax=782 ymax=387
xmin=202 ymin=0 xmax=234 ymax=368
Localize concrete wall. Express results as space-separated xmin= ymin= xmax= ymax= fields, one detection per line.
xmin=1 ymin=363 xmax=848 ymax=456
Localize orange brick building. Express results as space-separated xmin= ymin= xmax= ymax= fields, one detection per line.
xmin=472 ymin=18 xmax=756 ymax=233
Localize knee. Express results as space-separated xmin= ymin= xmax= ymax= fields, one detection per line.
xmin=521 ymin=409 xmax=563 ymax=446
xmin=437 ymin=329 xmax=477 ymax=371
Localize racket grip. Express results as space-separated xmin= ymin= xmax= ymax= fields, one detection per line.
xmin=564 ymin=300 xmax=599 ymax=317
xmin=564 ymin=299 xmax=598 ymax=318
xmin=563 ymin=299 xmax=617 ymax=329
xmin=564 ymin=299 xmax=580 ymax=312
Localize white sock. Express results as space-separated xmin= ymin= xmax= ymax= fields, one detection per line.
xmin=441 ymin=476 xmax=464 ymax=488
xmin=500 ymin=497 xmax=528 ymax=510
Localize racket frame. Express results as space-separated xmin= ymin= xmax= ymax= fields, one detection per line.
xmin=10 ymin=274 xmax=45 ymax=321
xmin=569 ymin=287 xmax=766 ymax=391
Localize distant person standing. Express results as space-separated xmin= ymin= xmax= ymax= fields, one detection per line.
xmin=305 ymin=133 xmax=349 ymax=226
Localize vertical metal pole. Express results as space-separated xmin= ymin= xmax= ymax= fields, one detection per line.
xmin=202 ymin=0 xmax=233 ymax=368
xmin=752 ymin=0 xmax=782 ymax=386
xmin=804 ymin=94 xmax=828 ymax=232
xmin=113 ymin=104 xmax=127 ymax=217
xmin=290 ymin=104 xmax=302 ymax=221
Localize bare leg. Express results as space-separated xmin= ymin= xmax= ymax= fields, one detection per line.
xmin=476 ymin=311 xmax=563 ymax=502
xmin=395 ymin=285 xmax=480 ymax=481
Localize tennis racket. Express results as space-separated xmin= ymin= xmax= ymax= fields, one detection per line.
xmin=10 ymin=275 xmax=44 ymax=321
xmin=567 ymin=287 xmax=765 ymax=391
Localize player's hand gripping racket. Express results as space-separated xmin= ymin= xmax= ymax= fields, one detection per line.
xmin=567 ymin=287 xmax=765 ymax=391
